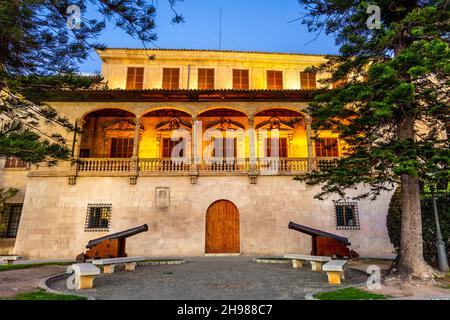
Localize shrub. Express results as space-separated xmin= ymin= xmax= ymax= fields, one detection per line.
xmin=386 ymin=188 xmax=450 ymax=265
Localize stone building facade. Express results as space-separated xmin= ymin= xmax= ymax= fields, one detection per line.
xmin=1 ymin=49 xmax=394 ymax=259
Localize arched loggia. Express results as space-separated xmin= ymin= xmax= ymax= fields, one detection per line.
xmin=79 ymin=108 xmax=137 ymax=159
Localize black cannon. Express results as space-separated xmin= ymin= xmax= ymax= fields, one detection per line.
xmin=288 ymin=222 xmax=358 ymax=259
xmin=76 ymin=224 xmax=149 ymax=262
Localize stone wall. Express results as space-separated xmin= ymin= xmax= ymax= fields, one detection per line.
xmin=13 ymin=175 xmax=394 ymax=259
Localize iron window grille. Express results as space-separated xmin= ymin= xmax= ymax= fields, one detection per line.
xmin=85 ymin=204 xmax=112 ymax=232
xmin=334 ymin=200 xmax=360 ymax=230
xmin=0 ymin=204 xmax=23 ymax=238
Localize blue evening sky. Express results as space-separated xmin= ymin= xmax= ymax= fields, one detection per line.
xmin=80 ymin=0 xmax=339 ymax=73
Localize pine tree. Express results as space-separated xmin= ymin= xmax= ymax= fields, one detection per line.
xmin=296 ymin=1 xmax=449 ymax=280
xmin=0 ymin=0 xmax=183 ymax=165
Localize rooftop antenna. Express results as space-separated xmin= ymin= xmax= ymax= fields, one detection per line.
xmin=219 ymin=7 xmax=222 ymax=50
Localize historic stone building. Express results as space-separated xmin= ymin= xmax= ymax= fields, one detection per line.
xmin=0 ymin=49 xmax=394 ymax=259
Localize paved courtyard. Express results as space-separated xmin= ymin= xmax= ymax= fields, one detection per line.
xmin=50 ymin=257 xmax=367 ymax=300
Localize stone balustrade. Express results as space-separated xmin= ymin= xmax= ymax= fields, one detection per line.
xmin=76 ymin=157 xmax=318 ymax=175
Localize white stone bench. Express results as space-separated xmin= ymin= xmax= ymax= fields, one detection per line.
xmin=92 ymin=256 xmax=146 ymax=274
xmin=66 ymin=263 xmax=101 ymax=290
xmin=0 ymin=256 xmax=22 ymax=265
xmin=322 ymin=260 xmax=348 ymax=285
xmin=284 ymin=254 xmax=331 ymax=271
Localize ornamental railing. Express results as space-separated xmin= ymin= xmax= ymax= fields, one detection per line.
xmin=75 ymin=157 xmax=337 ymax=176
xmin=77 ymin=158 xmax=133 ymax=173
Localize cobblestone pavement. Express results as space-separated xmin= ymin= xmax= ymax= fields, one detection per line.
xmin=0 ymin=265 xmax=67 ymax=297
xmin=50 ymin=257 xmax=367 ymax=300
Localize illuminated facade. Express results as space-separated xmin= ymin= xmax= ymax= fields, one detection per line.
xmin=0 ymin=49 xmax=394 ymax=259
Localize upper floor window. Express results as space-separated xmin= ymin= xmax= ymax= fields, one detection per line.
xmin=212 ymin=138 xmax=237 ymax=159
xmin=4 ymin=157 xmax=27 ymax=168
xmin=162 ymin=138 xmax=184 ymax=158
xmin=233 ymin=69 xmax=249 ymax=90
xmin=267 ymin=70 xmax=283 ymax=90
xmin=300 ymin=72 xmax=316 ymax=90
xmin=266 ymin=138 xmax=288 ymax=158
xmin=0 ymin=204 xmax=23 ymax=238
xmin=198 ymin=68 xmax=215 ymax=89
xmin=162 ymin=68 xmax=180 ymax=89
xmin=126 ymin=67 xmax=144 ymax=90
xmin=110 ymin=138 xmax=134 ymax=158
xmin=315 ymin=138 xmax=339 ymax=158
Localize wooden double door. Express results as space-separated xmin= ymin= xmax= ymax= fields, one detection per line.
xmin=205 ymin=200 xmax=240 ymax=254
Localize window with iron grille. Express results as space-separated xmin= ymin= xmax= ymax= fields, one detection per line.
xmin=300 ymin=72 xmax=317 ymax=89
xmin=0 ymin=204 xmax=23 ymax=238
xmin=162 ymin=68 xmax=180 ymax=89
xmin=267 ymin=70 xmax=283 ymax=90
xmin=198 ymin=68 xmax=215 ymax=89
xmin=315 ymin=138 xmax=339 ymax=157
xmin=85 ymin=204 xmax=112 ymax=232
xmin=334 ymin=201 xmax=360 ymax=230
xmin=126 ymin=67 xmax=144 ymax=90
xmin=233 ymin=69 xmax=249 ymax=89
xmin=110 ymin=138 xmax=134 ymax=158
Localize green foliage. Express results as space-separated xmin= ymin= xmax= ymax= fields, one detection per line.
xmin=0 ymin=262 xmax=72 ymax=272
xmin=387 ymin=188 xmax=450 ymax=265
xmin=314 ymin=287 xmax=389 ymax=300
xmin=0 ymin=1 xmax=182 ymax=166
xmin=296 ymin=1 xmax=450 ymax=200
xmin=1 ymin=289 xmax=86 ymax=300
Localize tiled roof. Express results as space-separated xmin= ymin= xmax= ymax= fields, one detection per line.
xmin=98 ymin=47 xmax=338 ymax=57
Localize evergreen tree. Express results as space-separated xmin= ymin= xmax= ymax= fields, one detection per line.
xmin=0 ymin=0 xmax=183 ymax=165
xmin=296 ymin=0 xmax=449 ymax=280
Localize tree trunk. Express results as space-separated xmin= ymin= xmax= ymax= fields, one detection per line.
xmin=395 ymin=116 xmax=434 ymax=281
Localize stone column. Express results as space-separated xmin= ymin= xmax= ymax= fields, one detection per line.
xmin=130 ymin=117 xmax=141 ymax=185
xmin=68 ymin=118 xmax=85 ymax=185
xmin=73 ymin=118 xmax=85 ymax=159
xmin=189 ymin=115 xmax=200 ymax=184
xmin=132 ymin=117 xmax=142 ymax=158
xmin=248 ymin=113 xmax=258 ymax=184
xmin=305 ymin=115 xmax=314 ymax=173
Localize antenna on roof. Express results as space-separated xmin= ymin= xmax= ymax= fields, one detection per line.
xmin=219 ymin=7 xmax=222 ymax=50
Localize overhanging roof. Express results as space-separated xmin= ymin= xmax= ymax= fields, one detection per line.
xmin=38 ymin=89 xmax=316 ymax=103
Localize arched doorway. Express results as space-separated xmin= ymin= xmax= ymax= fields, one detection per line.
xmin=205 ymin=200 xmax=240 ymax=254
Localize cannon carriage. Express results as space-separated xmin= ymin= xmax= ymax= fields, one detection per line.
xmin=288 ymin=222 xmax=359 ymax=259
xmin=76 ymin=224 xmax=149 ymax=262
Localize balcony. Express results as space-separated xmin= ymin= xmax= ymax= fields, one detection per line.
xmin=75 ymin=157 xmax=337 ymax=177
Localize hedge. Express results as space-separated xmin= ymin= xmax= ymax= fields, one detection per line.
xmin=386 ymin=188 xmax=450 ymax=265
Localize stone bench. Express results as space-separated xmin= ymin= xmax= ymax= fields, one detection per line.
xmin=284 ymin=254 xmax=331 ymax=271
xmin=66 ymin=263 xmax=101 ymax=290
xmin=322 ymin=260 xmax=348 ymax=285
xmin=92 ymin=256 xmax=146 ymax=274
xmin=0 ymin=256 xmax=22 ymax=265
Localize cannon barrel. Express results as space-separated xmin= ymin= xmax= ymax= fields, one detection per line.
xmin=86 ymin=224 xmax=148 ymax=249
xmin=288 ymin=221 xmax=351 ymax=246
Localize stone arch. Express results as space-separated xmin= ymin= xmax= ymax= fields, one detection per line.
xmin=141 ymin=107 xmax=193 ymax=119
xmin=81 ymin=107 xmax=137 ymax=120
xmin=80 ymin=108 xmax=137 ymax=158
xmin=197 ymin=107 xmax=248 ymax=118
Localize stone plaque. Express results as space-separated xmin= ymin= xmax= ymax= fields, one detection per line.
xmin=155 ymin=187 xmax=170 ymax=208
